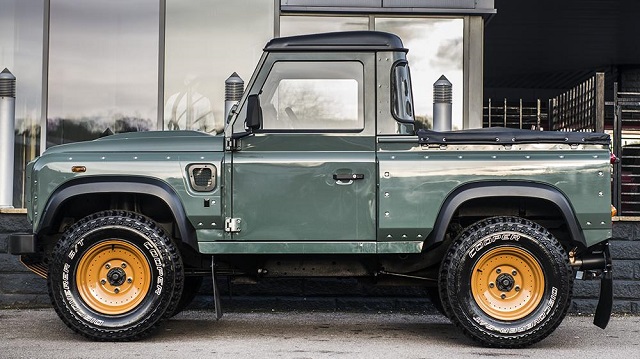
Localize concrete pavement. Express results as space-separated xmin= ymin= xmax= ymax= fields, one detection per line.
xmin=0 ymin=309 xmax=638 ymax=358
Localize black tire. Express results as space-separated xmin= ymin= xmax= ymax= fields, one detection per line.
xmin=168 ymin=276 xmax=203 ymax=317
xmin=438 ymin=216 xmax=572 ymax=348
xmin=48 ymin=210 xmax=184 ymax=341
xmin=426 ymin=287 xmax=448 ymax=317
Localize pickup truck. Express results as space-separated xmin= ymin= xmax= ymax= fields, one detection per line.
xmin=9 ymin=31 xmax=614 ymax=348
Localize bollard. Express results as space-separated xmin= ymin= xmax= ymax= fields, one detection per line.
xmin=0 ymin=68 xmax=16 ymax=208
xmin=224 ymin=72 xmax=244 ymax=123
xmin=433 ymin=75 xmax=452 ymax=132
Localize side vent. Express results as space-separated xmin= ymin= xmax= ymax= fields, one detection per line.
xmin=187 ymin=164 xmax=216 ymax=192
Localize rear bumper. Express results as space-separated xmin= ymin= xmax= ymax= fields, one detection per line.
xmin=8 ymin=233 xmax=36 ymax=255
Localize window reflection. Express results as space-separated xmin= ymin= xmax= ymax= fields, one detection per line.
xmin=47 ymin=0 xmax=159 ymax=146
xmin=260 ymin=62 xmax=363 ymax=130
xmin=0 ymin=0 xmax=44 ymax=207
xmin=164 ymin=0 xmax=274 ymax=134
xmin=376 ymin=18 xmax=463 ymax=130
xmin=280 ymin=16 xmax=369 ymax=36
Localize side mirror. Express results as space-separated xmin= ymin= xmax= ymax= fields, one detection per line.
xmin=246 ymin=94 xmax=262 ymax=131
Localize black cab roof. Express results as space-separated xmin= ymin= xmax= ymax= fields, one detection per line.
xmin=264 ymin=31 xmax=407 ymax=52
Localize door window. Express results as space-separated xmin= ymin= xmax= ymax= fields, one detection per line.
xmin=259 ymin=61 xmax=363 ymax=131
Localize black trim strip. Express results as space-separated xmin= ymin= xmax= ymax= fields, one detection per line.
xmin=425 ymin=181 xmax=586 ymax=248
xmin=38 ymin=176 xmax=197 ymax=250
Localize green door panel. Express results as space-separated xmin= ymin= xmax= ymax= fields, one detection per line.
xmin=232 ymin=134 xmax=376 ymax=241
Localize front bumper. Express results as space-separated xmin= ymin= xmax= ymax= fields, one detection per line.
xmin=8 ymin=233 xmax=36 ymax=255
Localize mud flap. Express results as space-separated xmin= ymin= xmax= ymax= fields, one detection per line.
xmin=593 ymin=243 xmax=613 ymax=329
xmin=211 ymin=256 xmax=223 ymax=320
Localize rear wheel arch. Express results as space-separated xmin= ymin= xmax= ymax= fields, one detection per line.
xmin=37 ymin=176 xmax=197 ymax=250
xmin=425 ymin=182 xmax=586 ymax=250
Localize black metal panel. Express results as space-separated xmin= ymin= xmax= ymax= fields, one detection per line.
xmin=265 ymin=31 xmax=406 ymax=52
xmin=425 ymin=181 xmax=587 ymax=249
xmin=417 ymin=127 xmax=610 ymax=145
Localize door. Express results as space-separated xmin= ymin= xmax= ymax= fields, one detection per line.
xmin=231 ymin=56 xmax=376 ymax=242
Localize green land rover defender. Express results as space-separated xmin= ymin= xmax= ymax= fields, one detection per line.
xmin=9 ymin=31 xmax=614 ymax=348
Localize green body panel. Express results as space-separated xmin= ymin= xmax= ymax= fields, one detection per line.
xmin=377 ymin=139 xmax=612 ymax=247
xmin=30 ymin=132 xmax=225 ymax=233
xmin=231 ymin=134 xmax=377 ymax=241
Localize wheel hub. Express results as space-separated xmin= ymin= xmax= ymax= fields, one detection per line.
xmin=495 ymin=273 xmax=515 ymax=292
xmin=107 ymin=267 xmax=126 ymax=286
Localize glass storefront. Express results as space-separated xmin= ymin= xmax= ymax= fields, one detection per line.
xmin=0 ymin=0 xmax=44 ymax=207
xmin=47 ymin=0 xmax=160 ymax=146
xmin=376 ymin=18 xmax=463 ymax=130
xmin=164 ymin=0 xmax=274 ymax=135
xmin=280 ymin=16 xmax=369 ymax=36
xmin=280 ymin=15 xmax=464 ymax=130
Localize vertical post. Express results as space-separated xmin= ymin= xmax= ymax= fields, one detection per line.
xmin=433 ymin=75 xmax=452 ymax=131
xmin=224 ymin=72 xmax=244 ymax=123
xmin=536 ymin=99 xmax=541 ymax=130
xmin=519 ymin=98 xmax=523 ymax=129
xmin=488 ymin=98 xmax=492 ymax=127
xmin=595 ymin=72 xmax=605 ymax=133
xmin=0 ymin=68 xmax=16 ymax=208
xmin=613 ymin=82 xmax=622 ymax=213
xmin=503 ymin=98 xmax=507 ymax=127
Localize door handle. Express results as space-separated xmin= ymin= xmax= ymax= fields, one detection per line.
xmin=333 ymin=173 xmax=365 ymax=181
xmin=333 ymin=173 xmax=364 ymax=185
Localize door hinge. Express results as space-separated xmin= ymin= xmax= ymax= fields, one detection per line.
xmin=225 ymin=137 xmax=239 ymax=151
xmin=225 ymin=217 xmax=242 ymax=233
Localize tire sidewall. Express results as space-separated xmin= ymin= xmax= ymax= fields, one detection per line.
xmin=445 ymin=217 xmax=571 ymax=343
xmin=49 ymin=212 xmax=176 ymax=337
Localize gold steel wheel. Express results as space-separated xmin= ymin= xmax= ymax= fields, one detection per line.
xmin=470 ymin=246 xmax=545 ymax=321
xmin=76 ymin=239 xmax=151 ymax=315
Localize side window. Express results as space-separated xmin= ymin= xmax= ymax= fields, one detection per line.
xmin=259 ymin=61 xmax=363 ymax=131
xmin=391 ymin=61 xmax=415 ymax=123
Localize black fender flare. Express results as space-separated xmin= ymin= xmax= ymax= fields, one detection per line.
xmin=37 ymin=176 xmax=197 ymax=250
xmin=424 ymin=181 xmax=586 ymax=249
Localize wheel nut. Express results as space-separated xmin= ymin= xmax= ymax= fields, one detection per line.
xmin=489 ymin=282 xmax=495 ymax=288
xmin=496 ymin=268 xmax=501 ymax=274
xmin=114 ymin=288 xmax=120 ymax=294
xmin=105 ymin=263 xmax=111 ymax=269
xmin=500 ymin=293 xmax=506 ymax=299
xmin=515 ymin=286 xmax=520 ymax=292
xmin=121 ymin=263 xmax=127 ymax=269
xmin=100 ymin=279 xmax=106 ymax=285
xmin=127 ymin=278 xmax=132 ymax=283
xmin=512 ymin=270 xmax=517 ymax=276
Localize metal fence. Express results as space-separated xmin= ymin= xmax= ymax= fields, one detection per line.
xmin=612 ymin=85 xmax=640 ymax=216
xmin=550 ymin=73 xmax=605 ymax=132
xmin=483 ymin=98 xmax=548 ymax=130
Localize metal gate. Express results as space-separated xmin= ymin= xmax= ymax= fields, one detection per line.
xmin=611 ymin=85 xmax=640 ymax=216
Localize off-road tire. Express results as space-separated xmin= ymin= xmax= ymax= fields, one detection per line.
xmin=438 ymin=216 xmax=572 ymax=348
xmin=48 ymin=210 xmax=184 ymax=341
xmin=426 ymin=287 xmax=448 ymax=317
xmin=168 ymin=276 xmax=203 ymax=317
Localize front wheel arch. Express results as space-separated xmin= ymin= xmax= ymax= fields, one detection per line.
xmin=37 ymin=176 xmax=197 ymax=250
